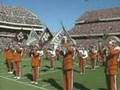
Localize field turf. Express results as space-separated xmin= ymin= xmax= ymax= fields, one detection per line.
xmin=0 ymin=52 xmax=120 ymax=90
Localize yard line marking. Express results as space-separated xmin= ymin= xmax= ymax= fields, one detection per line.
xmin=0 ymin=70 xmax=60 ymax=81
xmin=0 ymin=75 xmax=49 ymax=90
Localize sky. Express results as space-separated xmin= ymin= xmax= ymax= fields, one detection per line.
xmin=0 ymin=0 xmax=120 ymax=32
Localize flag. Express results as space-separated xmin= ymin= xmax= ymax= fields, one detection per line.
xmin=61 ymin=23 xmax=76 ymax=45
xmin=16 ymin=32 xmax=24 ymax=41
xmin=61 ymin=23 xmax=73 ymax=41
xmin=50 ymin=30 xmax=64 ymax=45
xmin=50 ymin=23 xmax=76 ymax=46
xmin=26 ymin=30 xmax=39 ymax=46
xmin=39 ymin=27 xmax=53 ymax=45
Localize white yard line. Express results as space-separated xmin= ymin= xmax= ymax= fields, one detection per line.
xmin=0 ymin=75 xmax=49 ymax=90
xmin=0 ymin=70 xmax=60 ymax=81
xmin=0 ymin=69 xmax=61 ymax=89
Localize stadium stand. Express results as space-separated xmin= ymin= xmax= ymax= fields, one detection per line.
xmin=69 ymin=7 xmax=120 ymax=47
xmin=0 ymin=5 xmax=45 ymax=49
xmin=0 ymin=5 xmax=40 ymax=25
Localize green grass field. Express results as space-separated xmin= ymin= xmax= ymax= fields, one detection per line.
xmin=0 ymin=52 xmax=120 ymax=90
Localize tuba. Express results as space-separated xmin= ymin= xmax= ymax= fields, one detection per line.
xmin=105 ymin=36 xmax=120 ymax=45
xmin=103 ymin=36 xmax=120 ymax=56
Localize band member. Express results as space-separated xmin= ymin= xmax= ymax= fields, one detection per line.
xmin=4 ymin=44 xmax=14 ymax=74
xmin=56 ymin=47 xmax=60 ymax=60
xmin=97 ymin=42 xmax=104 ymax=66
xmin=49 ymin=50 xmax=56 ymax=70
xmin=97 ymin=49 xmax=104 ymax=65
xmin=48 ymin=44 xmax=57 ymax=70
xmin=61 ymin=37 xmax=75 ymax=90
xmin=44 ymin=46 xmax=49 ymax=60
xmin=105 ymin=39 xmax=120 ymax=90
xmin=31 ymin=45 xmax=42 ymax=84
xmin=78 ymin=47 xmax=88 ymax=74
xmin=118 ymin=49 xmax=120 ymax=68
xmin=13 ymin=44 xmax=23 ymax=79
xmin=89 ymin=45 xmax=98 ymax=70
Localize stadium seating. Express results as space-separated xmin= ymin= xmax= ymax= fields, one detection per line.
xmin=0 ymin=5 xmax=40 ymax=25
xmin=69 ymin=7 xmax=120 ymax=47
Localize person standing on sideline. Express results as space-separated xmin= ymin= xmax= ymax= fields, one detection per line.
xmin=105 ymin=39 xmax=120 ymax=90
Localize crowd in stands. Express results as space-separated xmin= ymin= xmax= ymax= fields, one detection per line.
xmin=75 ymin=38 xmax=102 ymax=48
xmin=0 ymin=37 xmax=13 ymax=50
xmin=78 ymin=7 xmax=120 ymax=22
xmin=0 ymin=31 xmax=16 ymax=50
xmin=70 ymin=21 xmax=120 ymax=35
xmin=69 ymin=7 xmax=120 ymax=48
xmin=0 ymin=32 xmax=15 ymax=35
xmin=70 ymin=7 xmax=120 ymax=35
xmin=0 ymin=5 xmax=40 ymax=25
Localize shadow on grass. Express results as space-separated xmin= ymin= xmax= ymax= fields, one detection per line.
xmin=23 ymin=65 xmax=27 ymax=67
xmin=24 ymin=73 xmax=32 ymax=81
xmin=98 ymin=88 xmax=107 ymax=90
xmin=74 ymin=69 xmax=80 ymax=73
xmin=41 ymin=66 xmax=51 ymax=72
xmin=43 ymin=78 xmax=63 ymax=90
xmin=74 ymin=82 xmax=89 ymax=90
xmin=56 ymin=67 xmax=62 ymax=70
xmin=43 ymin=65 xmax=51 ymax=69
xmin=41 ymin=69 xmax=49 ymax=72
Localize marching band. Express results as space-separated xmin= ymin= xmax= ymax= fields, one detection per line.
xmin=3 ymin=33 xmax=120 ymax=90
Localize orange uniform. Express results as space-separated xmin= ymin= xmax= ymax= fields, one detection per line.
xmin=4 ymin=48 xmax=14 ymax=73
xmin=31 ymin=50 xmax=42 ymax=84
xmin=106 ymin=45 xmax=120 ymax=90
xmin=14 ymin=49 xmax=23 ymax=62
xmin=107 ymin=47 xmax=120 ymax=74
xmin=119 ymin=60 xmax=120 ymax=68
xmin=90 ymin=49 xmax=98 ymax=70
xmin=4 ymin=48 xmax=14 ymax=61
xmin=32 ymin=52 xmax=41 ymax=68
xmin=90 ymin=51 xmax=98 ymax=61
xmin=79 ymin=58 xmax=86 ymax=74
xmin=56 ymin=48 xmax=60 ymax=60
xmin=63 ymin=49 xmax=74 ymax=70
xmin=63 ymin=43 xmax=74 ymax=90
xmin=98 ymin=51 xmax=104 ymax=61
xmin=13 ymin=48 xmax=23 ymax=79
xmin=78 ymin=49 xmax=88 ymax=74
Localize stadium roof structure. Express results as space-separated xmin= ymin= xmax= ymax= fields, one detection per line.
xmin=0 ymin=5 xmax=45 ymax=31
xmin=69 ymin=7 xmax=120 ymax=38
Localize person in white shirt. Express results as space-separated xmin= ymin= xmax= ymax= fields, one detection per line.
xmin=78 ymin=47 xmax=88 ymax=74
xmin=48 ymin=44 xmax=57 ymax=70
